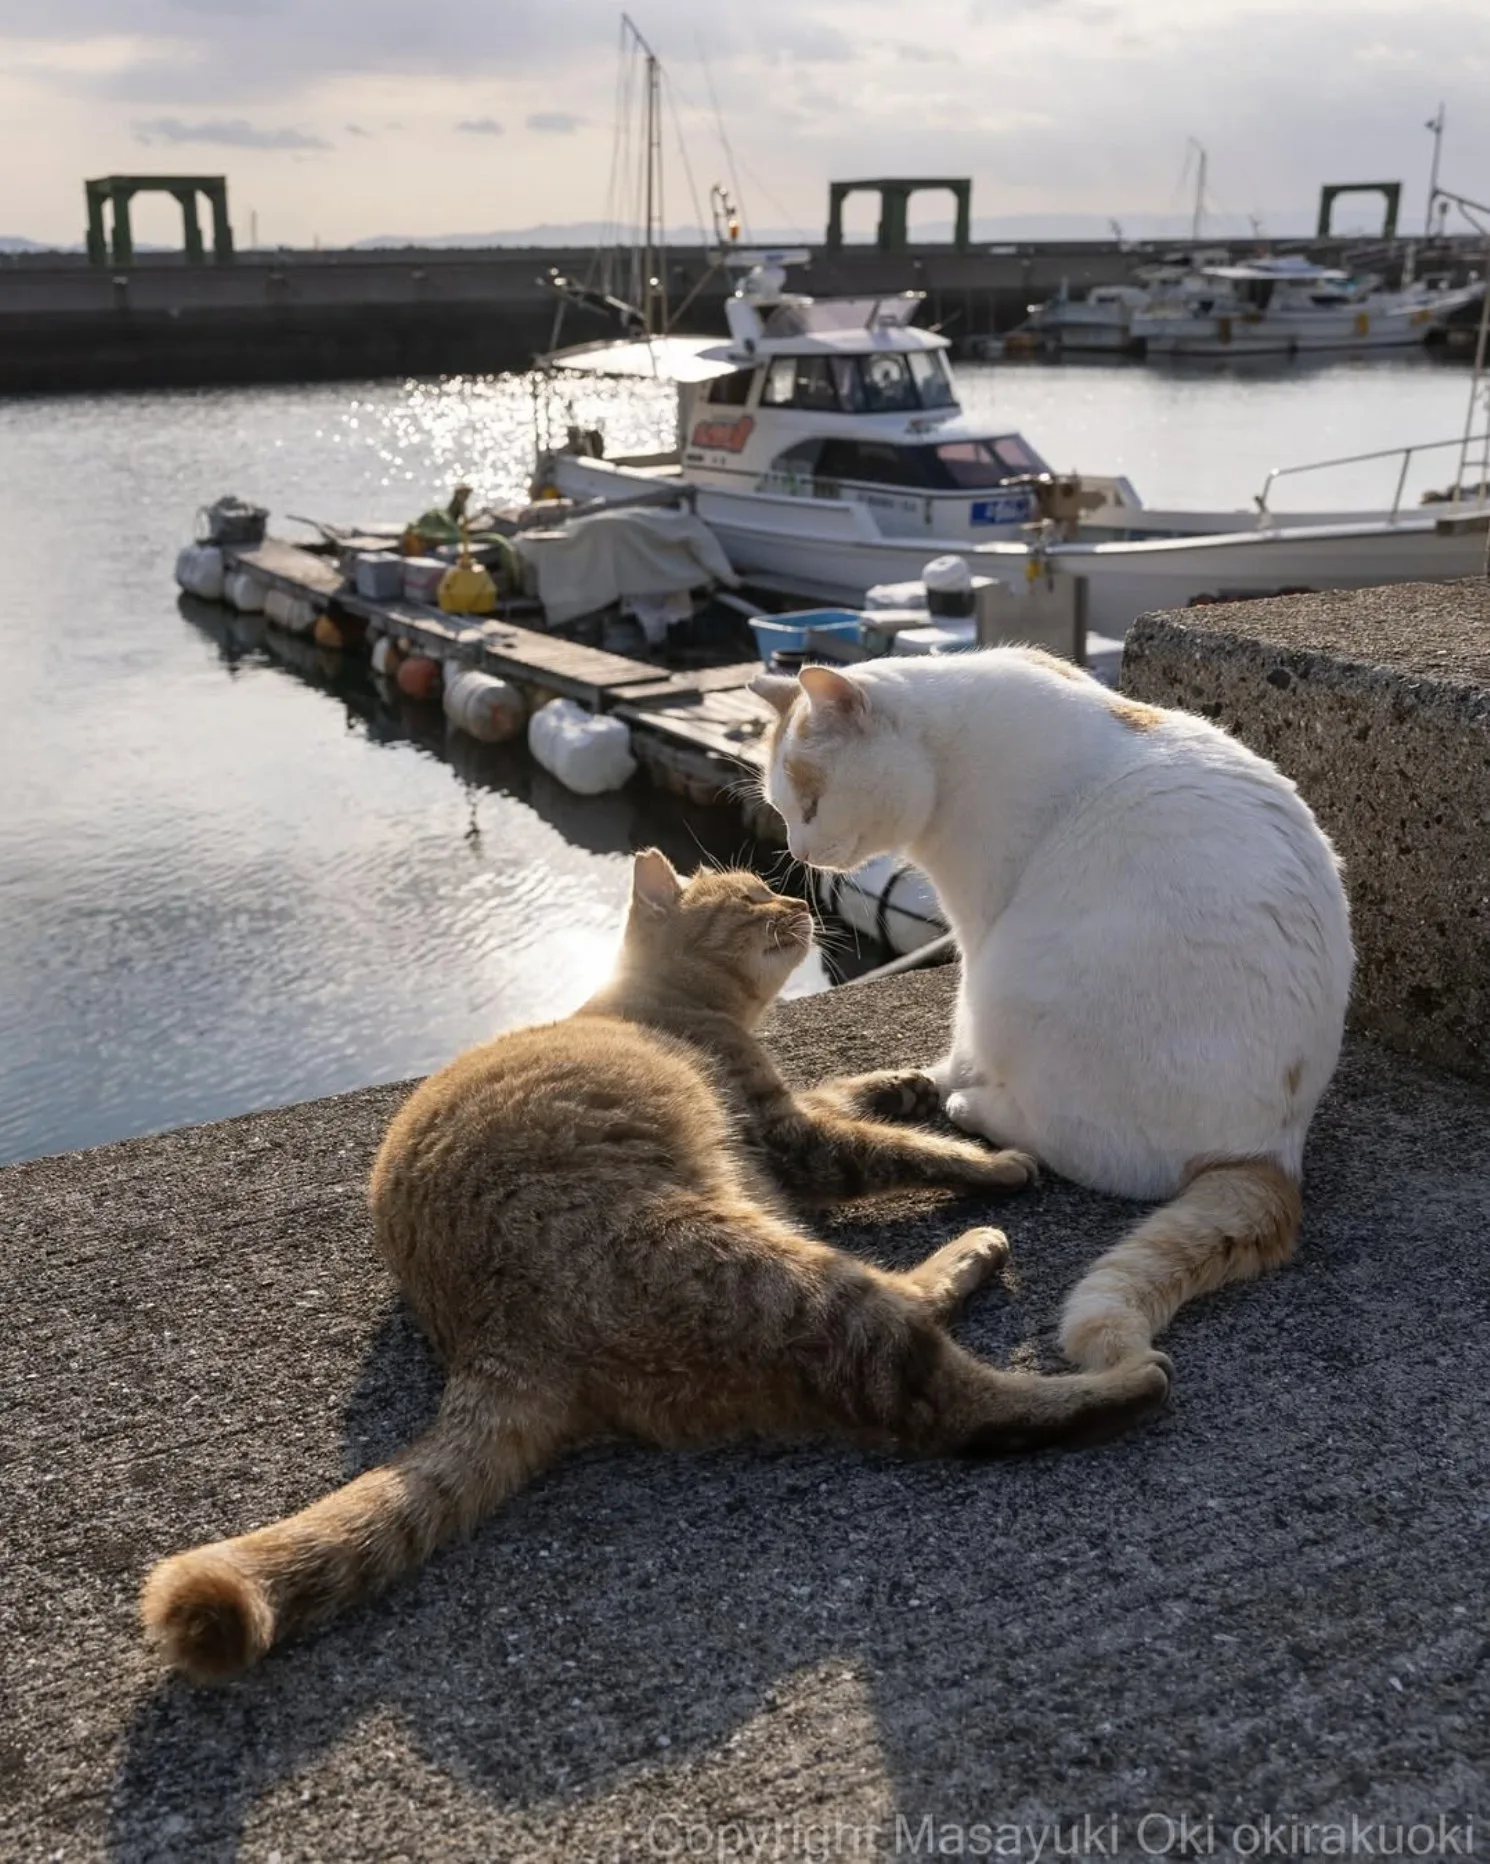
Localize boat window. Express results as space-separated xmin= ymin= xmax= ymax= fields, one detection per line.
xmin=791 ymin=357 xmax=840 ymax=411
xmin=767 ymin=440 xmax=823 ymax=487
xmin=860 ymin=352 xmax=918 ymax=413
xmin=703 ymin=368 xmax=756 ymax=407
xmin=762 ymin=357 xmax=798 ymax=406
xmin=762 ymin=354 xmax=854 ymax=411
xmin=931 ymin=435 xmax=1049 ymax=488
xmin=816 ymin=440 xmax=933 ymax=488
xmin=907 ymin=350 xmax=957 ymax=409
xmin=991 ymin=435 xmax=1044 ymax=473
xmin=831 ymin=356 xmax=865 ymax=412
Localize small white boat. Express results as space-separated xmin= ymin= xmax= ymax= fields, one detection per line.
xmin=1019 ymin=254 xmax=1231 ymax=355
xmin=1022 ymin=282 xmax=1149 ymax=354
xmin=1132 ymin=257 xmax=1477 ymax=358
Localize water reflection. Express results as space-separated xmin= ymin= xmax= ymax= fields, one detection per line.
xmin=1 ymin=357 xmax=1470 ymax=1164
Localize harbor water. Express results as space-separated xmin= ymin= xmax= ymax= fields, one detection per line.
xmin=0 ymin=353 xmax=1474 ymax=1164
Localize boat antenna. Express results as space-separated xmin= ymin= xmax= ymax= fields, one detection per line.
xmin=1424 ymin=105 xmax=1446 ymax=238
xmin=697 ymin=33 xmax=750 ymax=242
xmin=1186 ymin=137 xmax=1208 ymax=245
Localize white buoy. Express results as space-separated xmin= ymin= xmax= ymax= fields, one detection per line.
xmin=527 ymin=698 xmax=636 ymax=795
xmin=815 ymin=856 xmax=945 ymax=955
xmin=444 ymin=668 xmax=525 ymax=743
xmin=263 ymin=587 xmax=318 ymax=636
xmin=174 ymin=544 xmax=225 ymax=602
xmin=223 ymin=569 xmax=266 ymax=613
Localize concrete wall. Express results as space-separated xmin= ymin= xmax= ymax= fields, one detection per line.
xmin=1123 ymin=577 xmax=1490 ymax=1084
xmin=0 ymin=235 xmax=1424 ymax=393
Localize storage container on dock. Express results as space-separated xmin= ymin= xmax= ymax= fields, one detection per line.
xmin=528 ymin=699 xmax=636 ymax=795
xmin=444 ymin=668 xmax=524 ymax=744
xmin=402 ymin=556 xmax=448 ymax=605
xmin=749 ymin=610 xmax=863 ymax=663
xmin=353 ymin=553 xmax=406 ymax=601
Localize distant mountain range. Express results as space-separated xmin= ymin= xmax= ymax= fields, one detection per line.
xmin=9 ymin=207 xmax=1411 ymax=255
xmin=349 ymin=210 xmax=1328 ymax=249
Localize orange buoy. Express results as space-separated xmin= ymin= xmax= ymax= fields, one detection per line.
xmin=313 ymin=614 xmax=345 ymax=650
xmin=396 ymin=654 xmax=442 ymax=701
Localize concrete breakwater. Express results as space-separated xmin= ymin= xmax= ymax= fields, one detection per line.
xmin=5 ymin=577 xmax=1488 ymax=1857
xmin=0 ymin=235 xmax=1447 ymax=394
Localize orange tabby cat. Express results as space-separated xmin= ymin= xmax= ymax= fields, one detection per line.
xmin=142 ymin=853 xmax=1170 ymax=1681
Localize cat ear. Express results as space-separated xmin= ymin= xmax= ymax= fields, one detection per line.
xmin=799 ymin=664 xmax=869 ymax=726
xmin=631 ymin=848 xmax=683 ymax=914
xmin=748 ymin=673 xmax=799 ymax=717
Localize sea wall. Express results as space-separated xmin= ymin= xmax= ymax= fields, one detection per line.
xmin=0 ymin=235 xmax=1423 ymax=393
xmin=1123 ymin=575 xmax=1490 ymax=1083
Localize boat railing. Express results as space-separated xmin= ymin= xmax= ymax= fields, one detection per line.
xmin=1255 ymin=432 xmax=1490 ymax=524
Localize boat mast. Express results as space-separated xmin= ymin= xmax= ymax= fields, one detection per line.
xmin=1188 ymin=139 xmax=1208 ymax=245
xmin=624 ymin=13 xmax=669 ymax=338
xmin=1425 ymin=104 xmax=1446 ymax=236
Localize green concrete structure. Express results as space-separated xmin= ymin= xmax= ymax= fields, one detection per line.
xmin=85 ymin=175 xmax=234 ymax=266
xmin=1316 ymin=180 xmax=1401 ymax=241
xmin=826 ymin=178 xmax=972 ymax=253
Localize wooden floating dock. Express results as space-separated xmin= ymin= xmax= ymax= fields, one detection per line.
xmin=225 ymin=538 xmax=778 ymax=825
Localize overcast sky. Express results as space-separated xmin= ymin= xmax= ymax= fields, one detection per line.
xmin=2 ymin=0 xmax=1486 ymax=247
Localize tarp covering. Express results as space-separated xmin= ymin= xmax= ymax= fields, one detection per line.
xmin=516 ymin=506 xmax=739 ymax=627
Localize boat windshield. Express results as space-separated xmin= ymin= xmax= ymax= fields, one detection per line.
xmin=760 ymin=350 xmax=958 ymax=415
xmin=777 ymin=432 xmax=1048 ymax=491
xmin=933 ymin=435 xmax=1046 ymax=487
xmin=761 ymin=295 xmax=923 ymax=336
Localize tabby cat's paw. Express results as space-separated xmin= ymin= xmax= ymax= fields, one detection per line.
xmin=942 ymin=1225 xmax=1011 ymax=1297
xmin=980 ymin=1147 xmax=1039 ymax=1190
xmin=861 ymin=1068 xmax=942 ymax=1122
xmin=908 ymin=1225 xmax=1009 ymax=1321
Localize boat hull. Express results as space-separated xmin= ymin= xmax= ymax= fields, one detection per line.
xmin=1135 ymin=312 xmax=1434 ymax=358
xmin=545 ymin=451 xmax=1489 ymax=636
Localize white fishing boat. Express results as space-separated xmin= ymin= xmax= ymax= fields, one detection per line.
xmin=1131 ymin=257 xmax=1477 ymax=358
xmin=1018 ymin=253 xmax=1231 ymax=355
xmin=534 ymin=249 xmax=1490 ymax=635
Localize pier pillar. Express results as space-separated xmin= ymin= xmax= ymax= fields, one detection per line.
xmin=1316 ymin=181 xmax=1401 ymax=240
xmin=83 ymin=175 xmax=235 ymax=265
xmin=826 ymin=178 xmax=972 ymax=253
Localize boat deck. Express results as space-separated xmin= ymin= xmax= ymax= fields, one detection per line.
xmin=222 ymin=537 xmax=777 ymax=822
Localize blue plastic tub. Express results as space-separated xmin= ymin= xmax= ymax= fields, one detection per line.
xmin=749 ymin=609 xmax=863 ymax=660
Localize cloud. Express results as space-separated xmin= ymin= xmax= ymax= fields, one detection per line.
xmin=893 ymin=42 xmax=955 ymax=63
xmin=525 ymin=111 xmax=584 ymax=134
xmin=345 ymin=121 xmax=371 ymax=137
xmin=133 ymin=116 xmax=328 ymax=150
xmin=456 ymin=116 xmax=503 ymax=135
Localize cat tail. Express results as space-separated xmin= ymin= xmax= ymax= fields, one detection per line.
xmin=1058 ymin=1158 xmax=1301 ymax=1370
xmin=140 ymin=1371 xmax=563 ymax=1683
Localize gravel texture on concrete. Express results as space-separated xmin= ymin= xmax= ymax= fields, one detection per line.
xmin=1122 ymin=578 xmax=1490 ymax=1085
xmin=3 ymin=968 xmax=1487 ymax=1863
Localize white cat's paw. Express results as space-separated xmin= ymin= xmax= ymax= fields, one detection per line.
xmin=944 ymin=1089 xmax=991 ymax=1138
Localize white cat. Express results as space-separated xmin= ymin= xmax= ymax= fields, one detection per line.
xmin=753 ymin=649 xmax=1353 ymax=1371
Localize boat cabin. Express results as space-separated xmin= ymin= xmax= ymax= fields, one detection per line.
xmin=542 ymin=254 xmax=1057 ymax=543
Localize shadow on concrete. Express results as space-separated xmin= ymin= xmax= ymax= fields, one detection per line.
xmin=106 ymin=1178 xmax=1138 ymax=1857
xmin=22 ymin=986 xmax=1482 ymax=1860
